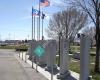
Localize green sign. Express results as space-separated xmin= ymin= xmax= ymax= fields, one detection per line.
xmin=34 ymin=45 xmax=45 ymax=57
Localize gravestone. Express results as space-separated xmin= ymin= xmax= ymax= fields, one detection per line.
xmin=45 ymin=40 xmax=57 ymax=71
xmin=57 ymin=38 xmax=70 ymax=79
xmin=80 ymin=35 xmax=91 ymax=80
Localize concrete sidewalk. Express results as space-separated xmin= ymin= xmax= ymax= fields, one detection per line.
xmin=0 ymin=49 xmax=47 ymax=80
xmin=14 ymin=53 xmax=48 ymax=80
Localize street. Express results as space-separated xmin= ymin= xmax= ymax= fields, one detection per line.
xmin=0 ymin=49 xmax=47 ymax=80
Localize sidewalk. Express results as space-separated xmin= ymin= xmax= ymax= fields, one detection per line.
xmin=14 ymin=53 xmax=48 ymax=80
xmin=0 ymin=49 xmax=47 ymax=80
xmin=16 ymin=52 xmax=79 ymax=80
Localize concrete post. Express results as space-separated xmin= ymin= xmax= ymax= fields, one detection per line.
xmin=57 ymin=38 xmax=70 ymax=79
xmin=19 ymin=51 xmax=20 ymax=58
xmin=80 ymin=35 xmax=91 ymax=80
xmin=45 ymin=40 xmax=57 ymax=71
xmin=22 ymin=52 xmax=23 ymax=60
xmin=25 ymin=52 xmax=27 ymax=63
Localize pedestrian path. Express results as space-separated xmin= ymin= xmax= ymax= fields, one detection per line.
xmin=15 ymin=53 xmax=48 ymax=80
xmin=0 ymin=49 xmax=47 ymax=80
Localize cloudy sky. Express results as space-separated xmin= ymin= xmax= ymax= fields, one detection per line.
xmin=0 ymin=0 xmax=63 ymax=40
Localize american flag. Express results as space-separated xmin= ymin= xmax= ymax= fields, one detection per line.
xmin=40 ymin=0 xmax=50 ymax=7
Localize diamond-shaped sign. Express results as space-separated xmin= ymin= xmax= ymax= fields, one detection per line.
xmin=34 ymin=45 xmax=45 ymax=57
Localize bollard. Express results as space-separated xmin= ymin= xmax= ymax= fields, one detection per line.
xmin=32 ymin=56 xmax=34 ymax=69
xmin=80 ymin=35 xmax=91 ymax=80
xmin=36 ymin=58 xmax=39 ymax=72
xmin=22 ymin=52 xmax=23 ymax=60
xmin=19 ymin=52 xmax=20 ymax=57
xmin=25 ymin=52 xmax=27 ymax=63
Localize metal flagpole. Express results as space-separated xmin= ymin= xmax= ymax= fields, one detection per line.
xmin=38 ymin=0 xmax=41 ymax=40
xmin=36 ymin=0 xmax=41 ymax=72
xmin=34 ymin=16 xmax=35 ymax=39
xmin=37 ymin=17 xmax=39 ymax=41
xmin=36 ymin=16 xmax=39 ymax=72
xmin=32 ymin=6 xmax=34 ymax=69
xmin=33 ymin=0 xmax=36 ymax=40
xmin=42 ymin=12 xmax=44 ymax=40
xmin=32 ymin=6 xmax=36 ymax=69
xmin=32 ymin=7 xmax=33 ymax=40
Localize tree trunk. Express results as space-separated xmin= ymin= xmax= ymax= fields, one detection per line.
xmin=95 ymin=36 xmax=100 ymax=72
xmin=94 ymin=11 xmax=100 ymax=72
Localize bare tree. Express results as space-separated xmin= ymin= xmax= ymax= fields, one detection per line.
xmin=46 ymin=7 xmax=88 ymax=40
xmin=82 ymin=27 xmax=96 ymax=48
xmin=63 ymin=0 xmax=100 ymax=72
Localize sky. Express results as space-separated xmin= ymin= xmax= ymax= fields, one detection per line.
xmin=0 ymin=0 xmax=63 ymax=41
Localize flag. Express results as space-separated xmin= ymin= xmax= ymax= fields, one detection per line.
xmin=40 ymin=0 xmax=50 ymax=7
xmin=41 ymin=12 xmax=45 ymax=19
xmin=32 ymin=8 xmax=40 ymax=16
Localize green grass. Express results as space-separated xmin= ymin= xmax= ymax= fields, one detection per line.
xmin=92 ymin=73 xmax=100 ymax=80
xmin=90 ymin=56 xmax=96 ymax=63
xmin=15 ymin=45 xmax=28 ymax=49
xmin=0 ymin=44 xmax=28 ymax=49
xmin=69 ymin=61 xmax=100 ymax=80
xmin=69 ymin=61 xmax=80 ymax=73
xmin=0 ymin=45 xmax=16 ymax=49
xmin=90 ymin=47 xmax=96 ymax=52
xmin=56 ymin=55 xmax=100 ymax=80
xmin=70 ymin=46 xmax=96 ymax=54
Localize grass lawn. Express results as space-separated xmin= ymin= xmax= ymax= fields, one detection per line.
xmin=56 ymin=55 xmax=100 ymax=80
xmin=0 ymin=44 xmax=28 ymax=49
xmin=70 ymin=46 xmax=96 ymax=54
xmin=69 ymin=61 xmax=100 ymax=80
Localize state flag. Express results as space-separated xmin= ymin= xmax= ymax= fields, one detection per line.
xmin=32 ymin=8 xmax=40 ymax=16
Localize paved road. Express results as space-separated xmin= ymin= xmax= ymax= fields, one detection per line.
xmin=0 ymin=49 xmax=48 ymax=80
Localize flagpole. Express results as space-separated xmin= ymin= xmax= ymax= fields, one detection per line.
xmin=36 ymin=0 xmax=41 ymax=73
xmin=32 ymin=7 xmax=33 ymax=40
xmin=42 ymin=12 xmax=44 ymax=40
xmin=39 ymin=0 xmax=41 ymax=40
xmin=34 ymin=16 xmax=35 ymax=39
xmin=37 ymin=17 xmax=39 ymax=41
xmin=36 ymin=16 xmax=39 ymax=72
xmin=42 ymin=17 xmax=43 ymax=40
xmin=32 ymin=6 xmax=34 ymax=69
xmin=33 ymin=0 xmax=35 ymax=40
